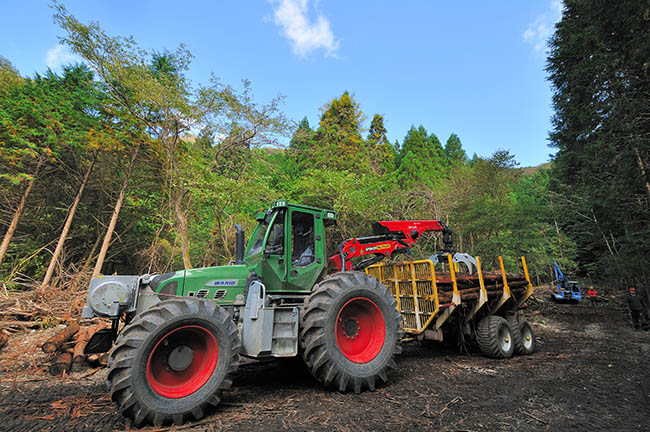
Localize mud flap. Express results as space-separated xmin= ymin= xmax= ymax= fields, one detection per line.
xmin=84 ymin=328 xmax=113 ymax=354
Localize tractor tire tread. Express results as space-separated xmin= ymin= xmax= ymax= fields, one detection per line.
xmin=107 ymin=298 xmax=239 ymax=427
xmin=300 ymin=271 xmax=402 ymax=393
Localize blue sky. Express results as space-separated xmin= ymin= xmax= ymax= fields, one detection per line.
xmin=0 ymin=0 xmax=562 ymax=166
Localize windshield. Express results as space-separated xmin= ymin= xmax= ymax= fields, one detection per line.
xmin=247 ymin=218 xmax=270 ymax=257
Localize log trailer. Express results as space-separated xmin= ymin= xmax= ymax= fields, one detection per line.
xmin=82 ymin=200 xmax=536 ymax=427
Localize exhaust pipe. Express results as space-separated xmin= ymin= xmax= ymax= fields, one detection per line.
xmin=235 ymin=224 xmax=245 ymax=265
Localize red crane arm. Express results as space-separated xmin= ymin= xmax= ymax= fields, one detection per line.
xmin=328 ymin=220 xmax=451 ymax=272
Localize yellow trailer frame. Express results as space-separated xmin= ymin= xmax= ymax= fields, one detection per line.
xmin=365 ymin=255 xmax=535 ymax=335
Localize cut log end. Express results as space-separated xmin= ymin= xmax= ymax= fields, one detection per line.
xmin=98 ymin=352 xmax=109 ymax=367
xmin=49 ymin=352 xmax=72 ymax=376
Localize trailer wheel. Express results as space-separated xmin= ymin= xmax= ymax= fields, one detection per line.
xmin=107 ymin=298 xmax=240 ymax=427
xmin=476 ymin=315 xmax=514 ymax=359
xmin=507 ymin=316 xmax=536 ymax=355
xmin=300 ymin=271 xmax=402 ymax=393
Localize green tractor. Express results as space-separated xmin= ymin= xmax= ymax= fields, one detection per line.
xmin=83 ymin=200 xmax=454 ymax=426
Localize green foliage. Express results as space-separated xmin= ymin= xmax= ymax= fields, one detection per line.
xmin=445 ymin=133 xmax=467 ymax=166
xmin=547 ymin=0 xmax=650 ymax=284
xmin=366 ymin=114 xmax=395 ymax=174
xmin=0 ymin=57 xmax=23 ymax=94
xmin=395 ymin=126 xmax=448 ymax=188
xmin=308 ymin=91 xmax=368 ymax=171
xmin=0 ymin=7 xmax=578 ymax=286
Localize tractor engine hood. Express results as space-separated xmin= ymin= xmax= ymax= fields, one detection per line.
xmin=181 ymin=264 xmax=250 ymax=303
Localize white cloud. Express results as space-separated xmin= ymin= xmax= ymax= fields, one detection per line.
xmin=269 ymin=0 xmax=340 ymax=58
xmin=523 ymin=1 xmax=564 ymax=53
xmin=45 ymin=44 xmax=82 ymax=69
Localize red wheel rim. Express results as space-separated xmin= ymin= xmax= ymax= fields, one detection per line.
xmin=335 ymin=297 xmax=386 ymax=363
xmin=146 ymin=325 xmax=218 ymax=398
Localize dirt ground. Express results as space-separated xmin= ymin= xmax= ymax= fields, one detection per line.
xmin=1 ymin=288 xmax=649 ymax=432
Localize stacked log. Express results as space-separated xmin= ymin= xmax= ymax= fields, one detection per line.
xmin=72 ymin=326 xmax=90 ymax=365
xmin=48 ymin=352 xmax=73 ymax=376
xmin=0 ymin=331 xmax=8 ymax=351
xmin=42 ymin=322 xmax=108 ymax=375
xmin=87 ymin=352 xmax=110 ymax=367
xmin=72 ymin=323 xmax=105 ymax=365
xmin=42 ymin=322 xmax=80 ymax=354
xmin=434 ymin=272 xmax=529 ymax=303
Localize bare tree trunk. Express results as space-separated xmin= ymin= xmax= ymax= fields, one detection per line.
xmin=92 ymin=146 xmax=140 ymax=278
xmin=80 ymin=232 xmax=101 ymax=274
xmin=175 ymin=189 xmax=192 ymax=269
xmin=633 ymin=146 xmax=650 ymax=199
xmin=42 ymin=155 xmax=97 ymax=288
xmin=0 ymin=157 xmax=43 ymax=268
xmin=554 ymin=218 xmax=563 ymax=259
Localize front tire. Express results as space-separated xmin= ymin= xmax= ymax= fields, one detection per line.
xmin=107 ymin=298 xmax=240 ymax=427
xmin=300 ymin=271 xmax=402 ymax=393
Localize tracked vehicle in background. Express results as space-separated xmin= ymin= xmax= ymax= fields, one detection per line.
xmin=551 ymin=261 xmax=582 ymax=302
xmin=82 ymin=200 xmax=536 ymax=426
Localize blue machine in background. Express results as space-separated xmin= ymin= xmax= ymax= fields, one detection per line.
xmin=552 ymin=261 xmax=582 ymax=302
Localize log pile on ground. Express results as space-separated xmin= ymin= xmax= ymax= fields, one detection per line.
xmin=0 ymin=331 xmax=8 ymax=351
xmin=42 ymin=322 xmax=80 ymax=354
xmin=41 ymin=322 xmax=107 ymax=376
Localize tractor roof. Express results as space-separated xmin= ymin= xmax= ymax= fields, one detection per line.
xmin=270 ymin=200 xmax=337 ymax=221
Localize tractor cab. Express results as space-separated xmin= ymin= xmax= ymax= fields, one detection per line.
xmin=243 ymin=200 xmax=337 ymax=293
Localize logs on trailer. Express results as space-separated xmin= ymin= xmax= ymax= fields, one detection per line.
xmin=366 ymin=255 xmax=536 ymax=337
xmin=42 ymin=322 xmax=80 ymax=353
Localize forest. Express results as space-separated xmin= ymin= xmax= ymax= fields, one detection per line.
xmin=0 ymin=0 xmax=648 ymax=302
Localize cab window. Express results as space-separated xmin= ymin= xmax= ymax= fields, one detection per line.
xmin=291 ymin=211 xmax=315 ymax=267
xmin=247 ymin=218 xmax=269 ymax=257
xmin=264 ymin=210 xmax=285 ymax=254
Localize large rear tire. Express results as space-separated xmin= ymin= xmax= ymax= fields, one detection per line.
xmin=506 ymin=315 xmax=536 ymax=355
xmin=476 ymin=315 xmax=514 ymax=359
xmin=300 ymin=271 xmax=402 ymax=393
xmin=107 ymin=298 xmax=240 ymax=427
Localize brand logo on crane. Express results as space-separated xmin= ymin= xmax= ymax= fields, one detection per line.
xmin=365 ymin=244 xmax=391 ymax=252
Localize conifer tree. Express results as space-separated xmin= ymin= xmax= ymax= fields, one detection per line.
xmin=547 ymin=0 xmax=650 ymax=281
xmin=396 ymin=126 xmax=448 ymax=188
xmin=366 ymin=114 xmax=395 ymax=174
xmin=312 ymin=91 xmax=368 ymax=171
xmin=445 ymin=133 xmax=467 ymax=166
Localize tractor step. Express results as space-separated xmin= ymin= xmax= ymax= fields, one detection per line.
xmin=241 ymin=281 xmax=299 ymax=358
xmin=271 ymin=307 xmax=299 ymax=357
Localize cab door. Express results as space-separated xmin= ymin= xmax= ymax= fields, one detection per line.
xmin=262 ymin=210 xmax=287 ymax=292
xmin=286 ymin=209 xmax=325 ymax=292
